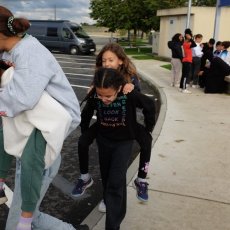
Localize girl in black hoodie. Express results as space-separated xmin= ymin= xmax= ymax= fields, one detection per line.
xmin=168 ymin=33 xmax=184 ymax=87
xmin=81 ymin=67 xmax=155 ymax=230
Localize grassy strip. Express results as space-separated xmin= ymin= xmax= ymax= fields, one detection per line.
xmin=160 ymin=64 xmax=171 ymax=70
xmin=132 ymin=55 xmax=155 ymax=60
xmin=124 ymin=47 xmax=152 ymax=55
xmin=122 ymin=46 xmax=172 ymax=66
xmin=119 ymin=39 xmax=149 ymax=47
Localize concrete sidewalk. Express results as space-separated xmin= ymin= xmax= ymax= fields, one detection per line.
xmin=83 ymin=58 xmax=230 ymax=230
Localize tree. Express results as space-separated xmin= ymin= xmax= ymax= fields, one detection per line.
xmin=89 ymin=0 xmax=216 ymax=39
xmin=193 ymin=0 xmax=216 ymax=6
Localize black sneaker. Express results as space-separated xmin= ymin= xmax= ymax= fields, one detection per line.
xmin=71 ymin=177 xmax=93 ymax=197
xmin=0 ymin=189 xmax=8 ymax=205
xmin=76 ymin=224 xmax=89 ymax=230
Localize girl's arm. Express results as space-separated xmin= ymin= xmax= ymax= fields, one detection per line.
xmin=190 ymin=39 xmax=197 ymax=48
xmin=131 ymin=91 xmax=156 ymax=133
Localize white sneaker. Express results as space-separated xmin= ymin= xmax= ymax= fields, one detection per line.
xmin=170 ymin=83 xmax=174 ymax=87
xmin=98 ymin=199 xmax=106 ymax=213
xmin=182 ymin=89 xmax=192 ymax=94
xmin=192 ymin=85 xmax=200 ymax=89
xmin=178 ymin=88 xmax=183 ymax=92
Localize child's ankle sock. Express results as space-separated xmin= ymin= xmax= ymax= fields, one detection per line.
xmin=16 ymin=216 xmax=32 ymax=230
xmin=137 ymin=177 xmax=146 ymax=183
xmin=80 ymin=173 xmax=90 ymax=182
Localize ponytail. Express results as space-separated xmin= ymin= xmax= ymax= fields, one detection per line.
xmin=0 ymin=6 xmax=30 ymax=37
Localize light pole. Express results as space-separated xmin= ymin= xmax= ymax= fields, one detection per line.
xmin=54 ymin=4 xmax=56 ymax=20
xmin=213 ymin=0 xmax=220 ymax=41
xmin=186 ymin=0 xmax=192 ymax=29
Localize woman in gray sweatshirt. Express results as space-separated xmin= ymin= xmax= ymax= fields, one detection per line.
xmin=0 ymin=5 xmax=84 ymax=230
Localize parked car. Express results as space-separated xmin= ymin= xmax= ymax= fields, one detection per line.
xmin=27 ymin=20 xmax=96 ymax=55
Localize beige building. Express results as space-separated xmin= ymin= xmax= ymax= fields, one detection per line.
xmin=156 ymin=7 xmax=230 ymax=58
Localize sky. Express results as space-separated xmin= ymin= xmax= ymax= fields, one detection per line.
xmin=1 ymin=0 xmax=95 ymax=25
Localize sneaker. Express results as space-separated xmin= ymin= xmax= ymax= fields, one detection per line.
xmin=0 ymin=189 xmax=8 ymax=205
xmin=182 ymin=89 xmax=192 ymax=94
xmin=192 ymin=84 xmax=200 ymax=89
xmin=133 ymin=178 xmax=149 ymax=202
xmin=71 ymin=177 xmax=93 ymax=197
xmin=98 ymin=199 xmax=106 ymax=213
xmin=178 ymin=88 xmax=183 ymax=92
xmin=170 ymin=83 xmax=174 ymax=87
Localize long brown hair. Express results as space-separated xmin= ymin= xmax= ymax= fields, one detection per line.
xmin=0 ymin=6 xmax=30 ymax=37
xmin=96 ymin=43 xmax=138 ymax=83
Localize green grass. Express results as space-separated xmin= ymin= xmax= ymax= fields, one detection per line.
xmin=132 ymin=55 xmax=155 ymax=60
xmin=160 ymin=64 xmax=172 ymax=70
xmin=119 ymin=38 xmax=149 ymax=47
xmin=124 ymin=47 xmax=152 ymax=55
xmin=123 ymin=46 xmax=171 ymax=63
xmin=119 ymin=41 xmax=148 ymax=47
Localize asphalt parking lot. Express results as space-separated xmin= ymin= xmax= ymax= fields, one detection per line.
xmin=0 ymin=48 xmax=159 ymax=229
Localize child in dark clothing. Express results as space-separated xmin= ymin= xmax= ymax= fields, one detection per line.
xmin=179 ymin=28 xmax=196 ymax=93
xmin=168 ymin=33 xmax=184 ymax=87
xmin=72 ymin=43 xmax=154 ymax=206
xmin=82 ymin=67 xmax=155 ymax=230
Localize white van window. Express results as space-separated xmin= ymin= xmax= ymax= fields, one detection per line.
xmin=47 ymin=27 xmax=58 ymax=37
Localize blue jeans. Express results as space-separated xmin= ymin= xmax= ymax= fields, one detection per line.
xmin=5 ymin=155 xmax=76 ymax=230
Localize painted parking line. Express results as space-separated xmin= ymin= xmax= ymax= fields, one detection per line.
xmin=144 ymin=93 xmax=154 ymax=97
xmin=65 ymin=73 xmax=93 ymax=77
xmin=67 ymin=77 xmax=92 ymax=82
xmin=4 ymin=184 xmax=13 ymax=208
xmin=54 ymin=55 xmax=95 ymax=60
xmin=71 ymin=84 xmax=90 ymax=89
xmin=62 ymin=66 xmax=93 ymax=70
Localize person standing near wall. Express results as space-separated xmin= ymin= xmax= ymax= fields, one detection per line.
xmin=168 ymin=33 xmax=184 ymax=87
xmin=179 ymin=28 xmax=196 ymax=93
xmin=191 ymin=34 xmax=203 ymax=88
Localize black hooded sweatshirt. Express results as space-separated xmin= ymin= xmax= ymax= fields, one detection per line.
xmin=80 ymin=90 xmax=155 ymax=141
xmin=168 ymin=41 xmax=183 ymax=60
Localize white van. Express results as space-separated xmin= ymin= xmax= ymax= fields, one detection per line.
xmin=27 ymin=20 xmax=96 ymax=55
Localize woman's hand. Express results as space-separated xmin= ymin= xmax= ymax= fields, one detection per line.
xmin=123 ymin=83 xmax=134 ymax=94
xmin=198 ymin=71 xmax=204 ymax=76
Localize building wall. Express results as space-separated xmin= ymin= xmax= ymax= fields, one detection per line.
xmin=217 ymin=7 xmax=230 ymax=41
xmin=157 ymin=7 xmax=230 ymax=58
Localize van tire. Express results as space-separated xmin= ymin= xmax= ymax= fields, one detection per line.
xmin=70 ymin=46 xmax=79 ymax=55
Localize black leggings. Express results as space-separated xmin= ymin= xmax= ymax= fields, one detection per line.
xmin=180 ymin=62 xmax=192 ymax=89
xmin=78 ymin=122 xmax=153 ymax=179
